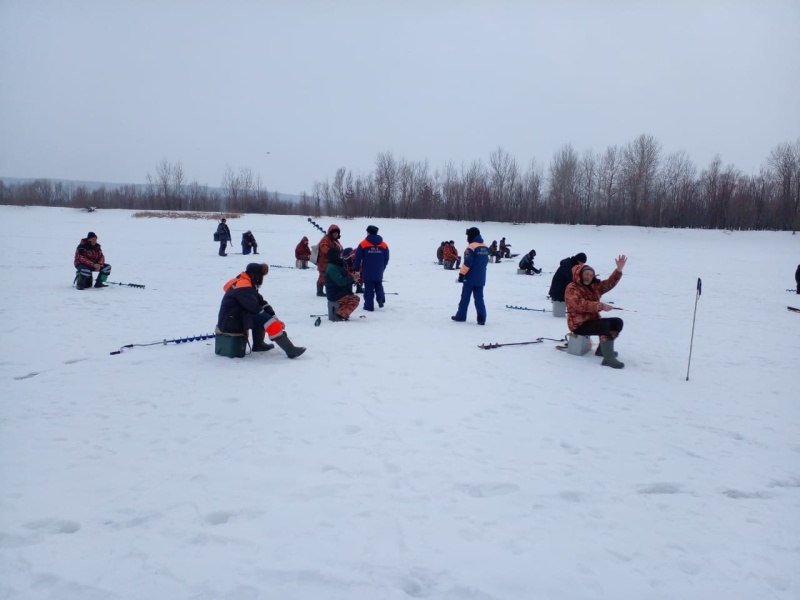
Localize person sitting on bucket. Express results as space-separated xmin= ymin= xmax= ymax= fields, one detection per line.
xmin=74 ymin=231 xmax=112 ymax=289
xmin=295 ymin=236 xmax=311 ymax=269
xmin=217 ymin=263 xmax=306 ymax=358
xmin=518 ymin=249 xmax=541 ymax=275
xmin=499 ymin=237 xmax=512 ymax=258
xmin=564 ymin=255 xmax=627 ymax=369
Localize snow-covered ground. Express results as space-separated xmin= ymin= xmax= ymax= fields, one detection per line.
xmin=1 ymin=206 xmax=798 ymax=600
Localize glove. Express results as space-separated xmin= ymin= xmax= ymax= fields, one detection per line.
xmin=263 ymin=304 xmax=275 ymax=317
xmin=457 ymin=273 xmax=465 ymax=283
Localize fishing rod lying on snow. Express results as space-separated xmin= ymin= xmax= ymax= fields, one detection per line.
xmin=110 ymin=333 xmax=216 ymax=355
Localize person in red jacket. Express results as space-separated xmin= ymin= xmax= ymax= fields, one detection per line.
xmin=295 ymin=236 xmax=311 ymax=269
xmin=442 ymin=241 xmax=461 ymax=270
xmin=564 ymin=255 xmax=627 ymax=368
xmin=315 ymin=224 xmax=343 ymax=296
xmin=73 ymin=231 xmax=112 ymax=289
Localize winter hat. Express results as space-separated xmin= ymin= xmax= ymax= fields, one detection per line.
xmin=367 ymin=225 xmax=379 ymax=235
xmin=260 ymin=263 xmax=269 ymax=276
xmin=245 ymin=263 xmax=263 ymax=286
xmin=466 ymin=227 xmax=481 ymax=242
xmin=86 ymin=231 xmax=97 ymax=239
xmin=579 ymin=265 xmax=595 ymax=281
xmin=327 ymin=247 xmax=342 ymax=262
xmin=530 ymin=249 xmax=536 ymax=257
xmin=342 ymin=247 xmax=354 ymax=260
xmin=327 ymin=224 xmax=340 ymax=235
xmin=574 ymin=252 xmax=587 ymax=263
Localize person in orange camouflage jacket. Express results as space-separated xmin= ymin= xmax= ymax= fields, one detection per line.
xmin=74 ymin=231 xmax=112 ymax=289
xmin=565 ymin=255 xmax=627 ymax=368
xmin=316 ymin=224 xmax=343 ymax=296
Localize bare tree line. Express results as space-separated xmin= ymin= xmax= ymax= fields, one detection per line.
xmin=2 ymin=135 xmax=798 ymax=230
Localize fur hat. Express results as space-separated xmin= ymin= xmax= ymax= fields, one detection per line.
xmin=245 ymin=263 xmax=263 ymax=286
xmin=367 ymin=225 xmax=379 ymax=235
xmin=466 ymin=227 xmax=481 ymax=242
xmin=574 ymin=252 xmax=587 ymax=263
xmin=86 ymin=231 xmax=97 ymax=239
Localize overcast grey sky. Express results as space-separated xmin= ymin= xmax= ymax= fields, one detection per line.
xmin=1 ymin=0 xmax=798 ymax=195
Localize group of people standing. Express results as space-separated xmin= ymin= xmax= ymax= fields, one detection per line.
xmin=313 ymin=224 xmax=390 ymax=320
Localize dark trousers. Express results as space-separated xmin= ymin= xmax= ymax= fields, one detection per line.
xmin=455 ymin=283 xmax=486 ymax=323
xmin=363 ymin=280 xmax=385 ymax=310
xmin=219 ymin=240 xmax=228 ymax=255
xmin=574 ymin=317 xmax=624 ymax=340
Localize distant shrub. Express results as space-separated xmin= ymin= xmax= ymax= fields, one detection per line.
xmin=132 ymin=211 xmax=241 ymax=220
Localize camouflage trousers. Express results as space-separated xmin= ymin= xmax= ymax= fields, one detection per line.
xmin=334 ymin=294 xmax=360 ymax=319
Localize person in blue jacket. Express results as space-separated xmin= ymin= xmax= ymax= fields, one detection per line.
xmin=451 ymin=227 xmax=490 ymax=325
xmin=353 ymin=225 xmax=390 ymax=311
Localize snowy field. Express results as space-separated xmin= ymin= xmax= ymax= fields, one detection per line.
xmin=1 ymin=205 xmax=798 ymax=600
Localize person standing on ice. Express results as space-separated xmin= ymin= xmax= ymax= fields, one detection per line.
xmin=217 ymin=263 xmax=306 ymax=358
xmin=451 ymin=227 xmax=490 ymax=325
xmin=353 ymin=224 xmax=389 ymax=311
xmin=216 ymin=218 xmax=231 ymax=256
xmin=315 ymin=224 xmax=343 ymax=297
xmin=564 ymin=255 xmax=627 ymax=369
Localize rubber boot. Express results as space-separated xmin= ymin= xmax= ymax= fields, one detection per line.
xmin=355 ymin=282 xmax=364 ymax=294
xmin=599 ymin=339 xmax=624 ymax=369
xmin=595 ymin=343 xmax=617 ymax=357
xmin=94 ymin=275 xmax=108 ymax=288
xmin=251 ymin=327 xmax=274 ymax=352
xmin=273 ymin=332 xmax=306 ymax=358
xmin=76 ymin=274 xmax=92 ymax=290
xmin=316 ymin=284 xmax=325 ymax=297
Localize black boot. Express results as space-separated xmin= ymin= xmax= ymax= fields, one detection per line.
xmin=316 ymin=284 xmax=325 ymax=297
xmin=94 ymin=278 xmax=108 ymax=288
xmin=251 ymin=327 xmax=274 ymax=352
xmin=76 ymin=274 xmax=92 ymax=290
xmin=273 ymin=332 xmax=306 ymax=359
xmin=355 ymin=282 xmax=364 ymax=294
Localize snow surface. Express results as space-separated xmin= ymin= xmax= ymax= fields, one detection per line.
xmin=1 ymin=206 xmax=798 ymax=600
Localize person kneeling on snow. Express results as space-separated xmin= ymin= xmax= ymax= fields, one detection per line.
xmin=564 ymin=255 xmax=627 ymax=368
xmin=217 ymin=263 xmax=306 ymax=358
xmin=74 ymin=231 xmax=112 ymax=289
xmin=325 ymin=248 xmax=361 ymax=321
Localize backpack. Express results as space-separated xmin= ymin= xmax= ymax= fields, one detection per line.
xmin=309 ymin=243 xmax=320 ymax=265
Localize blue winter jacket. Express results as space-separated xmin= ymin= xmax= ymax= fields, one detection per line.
xmin=353 ymin=234 xmax=389 ymax=281
xmin=459 ymin=235 xmax=490 ymax=286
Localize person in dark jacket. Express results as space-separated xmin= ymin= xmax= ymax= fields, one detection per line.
xmin=548 ymin=253 xmax=587 ymax=299
xmin=295 ymin=236 xmax=311 ymax=269
xmin=74 ymin=231 xmax=112 ymax=289
xmin=354 ymin=225 xmax=389 ymax=311
xmin=488 ymin=241 xmax=502 ymax=263
xmin=216 ymin=218 xmax=232 ymax=256
xmin=518 ymin=249 xmax=542 ymax=275
xmin=217 ymin=263 xmax=305 ymax=358
xmin=452 ymin=227 xmax=490 ymax=325
xmin=499 ymin=237 xmax=512 ymax=258
xmin=325 ymin=248 xmax=361 ymax=321
xmin=795 ymin=264 xmax=800 ymax=294
xmin=241 ymin=230 xmax=258 ymax=255
xmin=565 ymin=256 xmax=627 ymax=369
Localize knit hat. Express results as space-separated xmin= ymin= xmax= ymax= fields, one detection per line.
xmin=245 ymin=263 xmax=263 ymax=286
xmin=367 ymin=225 xmax=379 ymax=235
xmin=466 ymin=227 xmax=480 ymax=242
xmin=86 ymin=231 xmax=97 ymax=239
xmin=579 ymin=265 xmax=595 ymax=282
xmin=574 ymin=252 xmax=587 ymax=263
